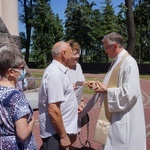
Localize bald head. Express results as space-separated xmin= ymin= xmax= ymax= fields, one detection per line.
xmin=51 ymin=41 xmax=70 ymax=58
xmin=51 ymin=41 xmax=73 ymax=67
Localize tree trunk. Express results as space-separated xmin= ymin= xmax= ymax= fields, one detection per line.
xmin=24 ymin=0 xmax=32 ymax=66
xmin=125 ymin=0 xmax=135 ymax=55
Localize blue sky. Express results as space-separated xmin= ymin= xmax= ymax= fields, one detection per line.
xmin=19 ymin=0 xmax=124 ymax=32
xmin=51 ymin=0 xmax=124 ymax=20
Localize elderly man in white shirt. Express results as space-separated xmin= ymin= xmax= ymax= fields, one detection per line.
xmin=38 ymin=41 xmax=78 ymax=150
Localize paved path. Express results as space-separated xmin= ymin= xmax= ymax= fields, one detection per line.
xmin=31 ymin=74 xmax=150 ymax=150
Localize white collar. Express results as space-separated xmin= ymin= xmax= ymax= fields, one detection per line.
xmin=114 ymin=49 xmax=127 ymax=62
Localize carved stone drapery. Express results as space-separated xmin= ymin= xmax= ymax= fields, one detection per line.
xmin=0 ymin=17 xmax=35 ymax=90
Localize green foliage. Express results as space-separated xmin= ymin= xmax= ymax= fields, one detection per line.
xmin=64 ymin=0 xmax=124 ymax=62
xmin=64 ymin=0 xmax=97 ymax=62
xmin=19 ymin=32 xmax=26 ymax=49
xmin=31 ymin=0 xmax=63 ymax=68
xmin=19 ymin=0 xmax=150 ymax=65
xmin=116 ymin=3 xmax=128 ymax=45
xmin=133 ymin=0 xmax=150 ymax=62
xmin=100 ymin=0 xmax=118 ymax=34
xmin=99 ymin=0 xmax=119 ymax=61
xmin=19 ymin=0 xmax=34 ymax=65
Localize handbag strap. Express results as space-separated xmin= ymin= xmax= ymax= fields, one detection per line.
xmin=78 ymin=122 xmax=92 ymax=148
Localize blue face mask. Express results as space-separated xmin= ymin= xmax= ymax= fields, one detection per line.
xmin=18 ymin=69 xmax=26 ymax=82
xmin=14 ymin=69 xmax=26 ymax=82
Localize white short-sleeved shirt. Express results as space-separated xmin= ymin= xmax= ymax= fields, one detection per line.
xmin=38 ymin=60 xmax=78 ymax=138
xmin=68 ymin=63 xmax=85 ymax=104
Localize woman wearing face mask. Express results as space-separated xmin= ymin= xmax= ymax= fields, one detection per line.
xmin=16 ymin=68 xmax=28 ymax=91
xmin=0 ymin=47 xmax=37 ymax=150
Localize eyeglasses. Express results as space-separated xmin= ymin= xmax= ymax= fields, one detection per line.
xmin=17 ymin=66 xmax=25 ymax=71
xmin=104 ymin=44 xmax=114 ymax=51
xmin=13 ymin=66 xmax=25 ymax=72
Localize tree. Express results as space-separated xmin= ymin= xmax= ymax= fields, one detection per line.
xmin=90 ymin=9 xmax=104 ymax=62
xmin=100 ymin=0 xmax=118 ymax=34
xmin=125 ymin=0 xmax=135 ymax=55
xmin=19 ymin=0 xmax=36 ymax=90
xmin=116 ymin=3 xmax=128 ymax=43
xmin=19 ymin=31 xmax=26 ymax=50
xmin=31 ymin=0 xmax=63 ymax=68
xmin=64 ymin=0 xmax=97 ymax=62
xmin=133 ymin=0 xmax=150 ymax=62
xmin=19 ymin=0 xmax=33 ymax=65
xmin=100 ymin=0 xmax=118 ymax=61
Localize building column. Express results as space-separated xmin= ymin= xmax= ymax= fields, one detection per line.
xmin=0 ymin=0 xmax=2 ymax=18
xmin=2 ymin=0 xmax=19 ymax=36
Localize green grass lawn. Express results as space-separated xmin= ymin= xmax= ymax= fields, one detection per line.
xmin=84 ymin=77 xmax=100 ymax=94
xmin=31 ymin=72 xmax=99 ymax=94
xmin=140 ymin=75 xmax=150 ymax=80
xmin=31 ymin=69 xmax=150 ymax=94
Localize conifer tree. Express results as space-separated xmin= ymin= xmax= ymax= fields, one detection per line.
xmin=31 ymin=0 xmax=63 ymax=67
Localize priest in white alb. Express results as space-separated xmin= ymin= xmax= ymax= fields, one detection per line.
xmin=85 ymin=32 xmax=146 ymax=150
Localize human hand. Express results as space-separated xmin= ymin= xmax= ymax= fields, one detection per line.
xmin=28 ymin=115 xmax=35 ymax=125
xmin=60 ymin=134 xmax=71 ymax=149
xmin=73 ymin=84 xmax=77 ymax=89
xmin=84 ymin=81 xmax=96 ymax=89
xmin=78 ymin=101 xmax=84 ymax=113
xmin=93 ymin=81 xmax=107 ymax=93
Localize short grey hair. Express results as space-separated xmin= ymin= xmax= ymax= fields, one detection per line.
xmin=102 ymin=32 xmax=124 ymax=47
xmin=51 ymin=41 xmax=69 ymax=58
xmin=51 ymin=44 xmax=63 ymax=57
xmin=0 ymin=47 xmax=25 ymax=76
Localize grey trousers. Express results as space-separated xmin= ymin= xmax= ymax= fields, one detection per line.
xmin=41 ymin=133 xmax=77 ymax=150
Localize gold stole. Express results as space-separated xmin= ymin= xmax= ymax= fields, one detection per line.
xmin=104 ymin=52 xmax=129 ymax=122
xmin=94 ymin=52 xmax=129 ymax=145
